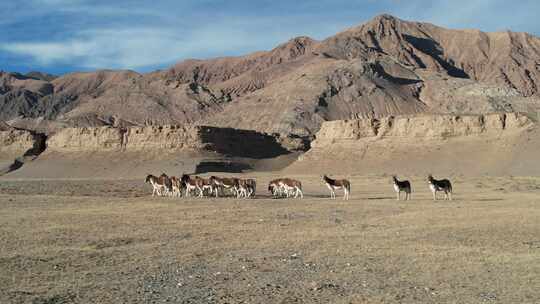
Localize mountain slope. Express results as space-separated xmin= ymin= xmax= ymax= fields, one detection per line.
xmin=318 ymin=14 xmax=540 ymax=96
xmin=1 ymin=14 xmax=540 ymax=138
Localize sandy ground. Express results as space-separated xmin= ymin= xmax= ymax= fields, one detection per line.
xmin=289 ymin=127 xmax=540 ymax=177
xmin=0 ymin=152 xmax=301 ymax=180
xmin=1 ymin=174 xmax=539 ymax=303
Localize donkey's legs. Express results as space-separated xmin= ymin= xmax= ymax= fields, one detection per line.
xmin=238 ymin=186 xmax=243 ymax=197
xmin=197 ymin=186 xmax=204 ymax=198
xmin=239 ymin=186 xmax=246 ymax=198
xmin=326 ymin=184 xmax=334 ymax=199
xmin=296 ymin=187 xmax=303 ymax=199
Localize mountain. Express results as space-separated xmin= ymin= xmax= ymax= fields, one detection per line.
xmin=1 ymin=14 xmax=540 ymax=138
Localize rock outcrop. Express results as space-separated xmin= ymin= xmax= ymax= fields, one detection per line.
xmin=0 ymin=122 xmax=35 ymax=159
xmin=1 ymin=124 xmax=300 ymax=178
xmin=0 ymin=129 xmax=35 ymax=159
xmin=290 ymin=112 xmax=538 ymax=175
xmin=46 ymin=125 xmax=292 ymax=159
xmin=0 ymin=122 xmax=47 ymax=176
xmin=312 ymin=112 xmax=532 ymax=146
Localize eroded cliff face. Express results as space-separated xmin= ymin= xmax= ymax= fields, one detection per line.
xmin=45 ymin=125 xmax=292 ymax=159
xmin=46 ymin=126 xmax=200 ymax=152
xmin=0 ymin=129 xmax=35 ymax=159
xmin=312 ymin=112 xmax=532 ymax=146
xmin=0 ymin=124 xmax=47 ymax=175
xmin=290 ymin=113 xmax=538 ymax=175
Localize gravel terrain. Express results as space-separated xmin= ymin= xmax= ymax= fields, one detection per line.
xmin=1 ymin=174 xmax=539 ymax=303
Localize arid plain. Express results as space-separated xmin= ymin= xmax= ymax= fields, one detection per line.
xmin=1 ymin=174 xmax=539 ymax=303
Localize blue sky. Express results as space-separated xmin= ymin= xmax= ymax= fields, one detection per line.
xmin=1 ymin=0 xmax=539 ymax=75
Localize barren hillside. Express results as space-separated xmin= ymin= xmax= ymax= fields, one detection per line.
xmin=2 ymin=14 xmax=540 ymax=139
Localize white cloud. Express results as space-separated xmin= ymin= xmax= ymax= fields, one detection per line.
xmin=30 ymin=0 xmax=84 ymax=5
xmin=0 ymin=25 xmax=285 ymax=69
xmin=1 ymin=29 xmax=183 ymax=69
xmin=2 ymin=0 xmax=539 ymax=72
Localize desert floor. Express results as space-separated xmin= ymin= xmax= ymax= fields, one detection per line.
xmin=1 ymin=174 xmax=539 ymax=303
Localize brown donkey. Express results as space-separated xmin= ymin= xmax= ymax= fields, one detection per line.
xmin=145 ymin=174 xmax=165 ymax=196
xmin=323 ymin=175 xmax=350 ymax=200
xmin=278 ymin=178 xmax=303 ymax=198
xmin=210 ymin=176 xmax=239 ymax=197
xmin=145 ymin=173 xmax=173 ymax=197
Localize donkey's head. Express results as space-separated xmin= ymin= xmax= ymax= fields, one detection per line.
xmin=180 ymin=174 xmax=190 ymax=184
xmin=145 ymin=174 xmax=154 ymax=183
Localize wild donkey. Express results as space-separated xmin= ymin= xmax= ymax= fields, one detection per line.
xmin=278 ymin=178 xmax=303 ymax=198
xmin=392 ymin=175 xmax=411 ymax=201
xmin=169 ymin=176 xmax=183 ymax=197
xmin=181 ymin=174 xmax=201 ymax=197
xmin=323 ymin=175 xmax=350 ymax=200
xmin=268 ymin=179 xmax=283 ymax=197
xmin=145 ymin=173 xmax=172 ymax=197
xmin=245 ymin=179 xmax=256 ymax=198
xmin=160 ymin=173 xmax=173 ymax=196
xmin=235 ymin=178 xmax=256 ymax=198
xmin=195 ymin=176 xmax=214 ymax=197
xmin=210 ymin=176 xmax=239 ymax=197
xmin=235 ymin=179 xmax=249 ymax=198
xmin=427 ymin=174 xmax=453 ymax=201
xmin=145 ymin=174 xmax=164 ymax=196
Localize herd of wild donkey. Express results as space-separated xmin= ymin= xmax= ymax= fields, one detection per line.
xmin=145 ymin=173 xmax=453 ymax=201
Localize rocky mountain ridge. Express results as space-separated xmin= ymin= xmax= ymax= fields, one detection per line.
xmin=1 ymin=14 xmax=540 ymax=139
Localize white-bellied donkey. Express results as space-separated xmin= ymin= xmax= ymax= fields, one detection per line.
xmin=392 ymin=175 xmax=411 ymax=201
xmin=427 ymin=174 xmax=452 ymax=201
xmin=278 ymin=178 xmax=303 ymax=199
xmin=323 ymin=175 xmax=350 ymax=200
xmin=145 ymin=173 xmax=172 ymax=197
